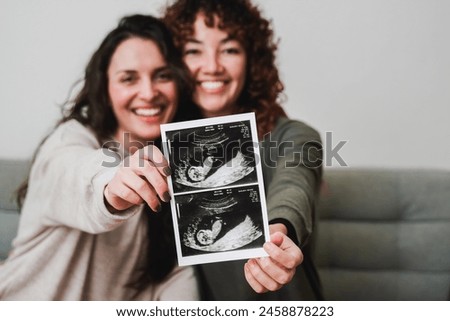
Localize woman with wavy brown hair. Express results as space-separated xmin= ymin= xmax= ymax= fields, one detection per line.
xmin=0 ymin=14 xmax=199 ymax=300
xmin=163 ymin=0 xmax=324 ymax=300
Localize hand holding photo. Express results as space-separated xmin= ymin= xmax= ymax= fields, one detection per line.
xmin=161 ymin=113 xmax=270 ymax=266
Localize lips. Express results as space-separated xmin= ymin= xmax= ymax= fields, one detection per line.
xmin=198 ymin=80 xmax=229 ymax=92
xmin=132 ymin=107 xmax=161 ymax=117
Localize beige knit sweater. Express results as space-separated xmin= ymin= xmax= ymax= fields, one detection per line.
xmin=0 ymin=120 xmax=198 ymax=300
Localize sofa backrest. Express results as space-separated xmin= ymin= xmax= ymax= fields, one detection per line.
xmin=315 ymin=169 xmax=450 ymax=300
xmin=0 ymin=159 xmax=29 ymax=260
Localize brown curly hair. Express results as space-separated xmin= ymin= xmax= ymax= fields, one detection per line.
xmin=163 ymin=0 xmax=287 ymax=138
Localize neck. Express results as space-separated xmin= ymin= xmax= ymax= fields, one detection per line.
xmin=201 ymin=105 xmax=238 ymax=119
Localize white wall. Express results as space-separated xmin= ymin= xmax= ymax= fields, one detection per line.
xmin=1 ymin=0 xmax=449 ymax=169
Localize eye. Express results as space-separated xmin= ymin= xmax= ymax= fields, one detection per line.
xmin=183 ymin=48 xmax=201 ymax=56
xmin=119 ymin=73 xmax=137 ymax=84
xmin=222 ymin=46 xmax=242 ymax=55
xmin=154 ymin=69 xmax=174 ymax=83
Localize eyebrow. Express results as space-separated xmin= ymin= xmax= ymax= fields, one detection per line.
xmin=114 ymin=65 xmax=170 ymax=75
xmin=185 ymin=36 xmax=237 ymax=45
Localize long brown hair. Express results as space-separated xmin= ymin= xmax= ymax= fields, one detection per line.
xmin=17 ymin=14 xmax=195 ymax=287
xmin=163 ymin=0 xmax=287 ymax=138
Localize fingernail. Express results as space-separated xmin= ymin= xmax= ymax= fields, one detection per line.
xmin=155 ymin=204 xmax=162 ymax=213
xmin=162 ymin=191 xmax=171 ymax=202
xmin=163 ymin=167 xmax=172 ymax=176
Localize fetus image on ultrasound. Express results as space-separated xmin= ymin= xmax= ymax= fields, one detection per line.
xmin=175 ymin=188 xmax=264 ymax=256
xmin=167 ymin=121 xmax=257 ymax=193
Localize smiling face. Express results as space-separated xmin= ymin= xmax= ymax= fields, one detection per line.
xmin=182 ymin=14 xmax=247 ymax=118
xmin=108 ymin=37 xmax=177 ymax=147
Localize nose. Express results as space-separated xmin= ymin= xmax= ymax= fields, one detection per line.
xmin=138 ymin=78 xmax=158 ymax=101
xmin=202 ymin=51 xmax=224 ymax=74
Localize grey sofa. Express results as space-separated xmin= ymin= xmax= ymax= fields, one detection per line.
xmin=315 ymin=169 xmax=450 ymax=300
xmin=1 ymin=159 xmax=449 ymax=300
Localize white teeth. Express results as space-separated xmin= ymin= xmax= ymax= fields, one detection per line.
xmin=134 ymin=108 xmax=160 ymax=116
xmin=200 ymin=81 xmax=224 ymax=90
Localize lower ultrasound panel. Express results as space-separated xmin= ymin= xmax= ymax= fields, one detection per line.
xmin=174 ymin=186 xmax=265 ymax=258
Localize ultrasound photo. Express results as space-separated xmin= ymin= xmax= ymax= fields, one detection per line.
xmin=161 ymin=113 xmax=269 ymax=266
xmin=175 ymin=187 xmax=264 ymax=256
xmin=165 ymin=120 xmax=257 ymax=194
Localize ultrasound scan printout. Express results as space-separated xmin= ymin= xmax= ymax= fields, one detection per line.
xmin=161 ymin=113 xmax=270 ymax=266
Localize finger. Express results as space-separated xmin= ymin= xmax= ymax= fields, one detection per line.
xmin=136 ymin=161 xmax=170 ymax=204
xmin=120 ymin=171 xmax=162 ymax=213
xmin=269 ymin=223 xmax=288 ymax=236
xmin=263 ymin=235 xmax=303 ymax=270
xmin=246 ymin=258 xmax=282 ymax=292
xmin=105 ymin=182 xmax=142 ymax=211
xmin=270 ymin=231 xmax=285 ymax=246
xmin=104 ymin=184 xmax=135 ymax=212
xmin=140 ymin=145 xmax=171 ymax=177
xmin=255 ymin=254 xmax=295 ymax=285
xmin=244 ymin=262 xmax=268 ymax=293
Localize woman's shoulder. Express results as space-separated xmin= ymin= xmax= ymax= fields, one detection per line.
xmin=270 ymin=116 xmax=322 ymax=142
xmin=38 ymin=119 xmax=101 ymax=156
xmin=54 ymin=118 xmax=93 ymax=135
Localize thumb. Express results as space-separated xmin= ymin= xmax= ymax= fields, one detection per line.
xmin=270 ymin=231 xmax=284 ymax=247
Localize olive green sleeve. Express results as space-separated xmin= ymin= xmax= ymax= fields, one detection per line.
xmin=261 ymin=118 xmax=323 ymax=246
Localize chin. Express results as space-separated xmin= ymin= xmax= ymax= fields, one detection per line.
xmin=201 ymin=105 xmax=228 ymax=117
xmin=199 ymin=99 xmax=236 ymax=117
xmin=136 ymin=130 xmax=161 ymax=144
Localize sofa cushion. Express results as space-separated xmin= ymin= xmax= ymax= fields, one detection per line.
xmin=316 ymin=169 xmax=450 ymax=300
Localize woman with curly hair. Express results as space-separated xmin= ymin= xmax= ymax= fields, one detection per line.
xmin=163 ymin=0 xmax=323 ymax=300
